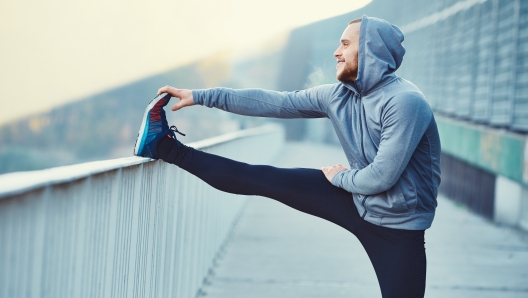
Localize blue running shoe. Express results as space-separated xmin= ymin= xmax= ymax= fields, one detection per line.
xmin=134 ymin=93 xmax=185 ymax=159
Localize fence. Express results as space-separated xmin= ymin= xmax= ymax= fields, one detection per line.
xmin=0 ymin=124 xmax=285 ymax=298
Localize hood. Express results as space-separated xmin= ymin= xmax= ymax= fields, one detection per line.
xmin=351 ymin=15 xmax=406 ymax=95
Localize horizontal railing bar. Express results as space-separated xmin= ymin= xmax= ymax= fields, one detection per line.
xmin=188 ymin=123 xmax=279 ymax=149
xmin=0 ymin=124 xmax=281 ymax=200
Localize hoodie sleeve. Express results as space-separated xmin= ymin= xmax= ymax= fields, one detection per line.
xmin=331 ymin=93 xmax=433 ymax=195
xmin=192 ymin=85 xmax=336 ymax=118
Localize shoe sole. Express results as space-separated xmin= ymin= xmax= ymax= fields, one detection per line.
xmin=134 ymin=93 xmax=170 ymax=156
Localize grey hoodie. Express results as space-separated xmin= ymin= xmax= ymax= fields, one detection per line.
xmin=192 ymin=15 xmax=441 ymax=230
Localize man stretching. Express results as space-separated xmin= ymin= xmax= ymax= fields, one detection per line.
xmin=134 ymin=15 xmax=441 ymax=298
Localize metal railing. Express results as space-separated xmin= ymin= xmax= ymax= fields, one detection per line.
xmin=0 ymin=124 xmax=285 ymax=298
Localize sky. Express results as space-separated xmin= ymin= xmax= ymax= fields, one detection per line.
xmin=0 ymin=0 xmax=371 ymax=125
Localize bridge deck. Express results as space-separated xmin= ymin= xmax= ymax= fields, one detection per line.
xmin=199 ymin=142 xmax=528 ymax=298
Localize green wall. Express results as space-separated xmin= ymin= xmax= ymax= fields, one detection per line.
xmin=436 ymin=115 xmax=527 ymax=185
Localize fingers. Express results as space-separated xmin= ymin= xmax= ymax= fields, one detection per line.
xmin=171 ymin=96 xmax=193 ymax=111
xmin=157 ymin=85 xmax=169 ymax=95
xmin=172 ymin=94 xmax=191 ymax=111
xmin=157 ymin=86 xmax=194 ymax=112
xmin=321 ymin=164 xmax=348 ymax=183
xmin=321 ymin=164 xmax=348 ymax=171
xmin=171 ymin=101 xmax=185 ymax=111
xmin=320 ymin=164 xmax=345 ymax=170
xmin=157 ymin=85 xmax=180 ymax=97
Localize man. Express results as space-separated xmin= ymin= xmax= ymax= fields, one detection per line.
xmin=134 ymin=15 xmax=440 ymax=298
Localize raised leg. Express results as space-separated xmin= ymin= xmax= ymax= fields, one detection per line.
xmin=163 ymin=143 xmax=361 ymax=233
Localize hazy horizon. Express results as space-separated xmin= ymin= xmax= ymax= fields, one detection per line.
xmin=0 ymin=0 xmax=370 ymax=126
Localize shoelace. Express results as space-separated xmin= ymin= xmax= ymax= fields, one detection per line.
xmin=170 ymin=125 xmax=186 ymax=136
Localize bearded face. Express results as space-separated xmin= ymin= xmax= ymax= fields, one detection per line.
xmin=334 ymin=22 xmax=360 ymax=82
xmin=336 ymin=57 xmax=358 ymax=82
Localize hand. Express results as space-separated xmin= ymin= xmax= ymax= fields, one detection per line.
xmin=321 ymin=164 xmax=348 ymax=183
xmin=157 ymin=85 xmax=194 ymax=111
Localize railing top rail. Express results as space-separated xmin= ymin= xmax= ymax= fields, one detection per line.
xmin=0 ymin=124 xmax=281 ymax=199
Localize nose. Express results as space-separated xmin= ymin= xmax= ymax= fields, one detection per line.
xmin=334 ymin=46 xmax=341 ymax=58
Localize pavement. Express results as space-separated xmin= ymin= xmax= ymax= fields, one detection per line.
xmin=198 ymin=142 xmax=528 ymax=298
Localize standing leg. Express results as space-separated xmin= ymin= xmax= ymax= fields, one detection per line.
xmin=355 ymin=221 xmax=427 ymax=298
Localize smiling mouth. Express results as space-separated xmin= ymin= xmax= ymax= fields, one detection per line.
xmin=336 ymin=61 xmax=344 ymax=69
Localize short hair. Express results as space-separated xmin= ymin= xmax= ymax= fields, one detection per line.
xmin=349 ymin=18 xmax=362 ymax=25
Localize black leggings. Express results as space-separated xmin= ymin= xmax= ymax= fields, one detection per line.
xmin=164 ymin=145 xmax=427 ymax=298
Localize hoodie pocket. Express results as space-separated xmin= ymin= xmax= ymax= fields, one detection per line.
xmin=366 ymin=180 xmax=410 ymax=215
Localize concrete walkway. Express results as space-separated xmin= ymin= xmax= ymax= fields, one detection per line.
xmin=199 ymin=142 xmax=528 ymax=298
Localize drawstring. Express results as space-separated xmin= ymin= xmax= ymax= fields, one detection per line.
xmin=170 ymin=125 xmax=186 ymax=136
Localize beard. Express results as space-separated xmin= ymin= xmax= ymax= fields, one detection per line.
xmin=336 ymin=62 xmax=358 ymax=82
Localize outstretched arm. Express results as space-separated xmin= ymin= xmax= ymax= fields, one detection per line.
xmin=157 ymin=85 xmax=336 ymax=119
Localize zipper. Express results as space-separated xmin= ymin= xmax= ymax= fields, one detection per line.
xmin=355 ymin=91 xmax=368 ymax=220
xmin=357 ymin=93 xmax=369 ymax=163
